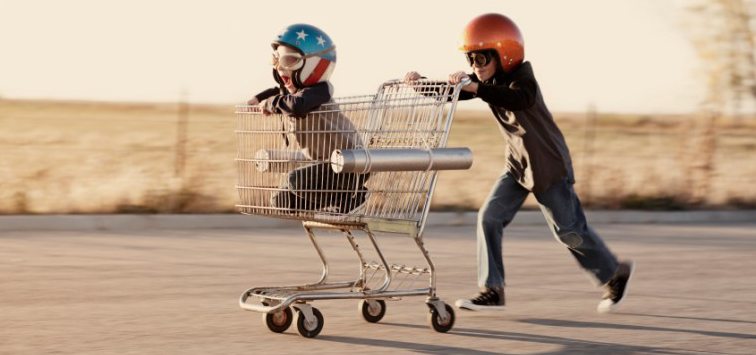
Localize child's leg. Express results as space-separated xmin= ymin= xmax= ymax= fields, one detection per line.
xmin=270 ymin=190 xmax=302 ymax=210
xmin=332 ymin=172 xmax=370 ymax=213
xmin=300 ymin=163 xmax=369 ymax=213
xmin=288 ymin=163 xmax=351 ymax=210
xmin=456 ymin=173 xmax=527 ymax=310
xmin=477 ymin=173 xmax=529 ymax=289
xmin=286 ymin=163 xmax=370 ymax=213
xmin=534 ymin=177 xmax=619 ymax=285
xmin=270 ymin=164 xmax=320 ymax=211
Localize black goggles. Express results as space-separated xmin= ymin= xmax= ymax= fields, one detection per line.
xmin=465 ymin=50 xmax=495 ymax=68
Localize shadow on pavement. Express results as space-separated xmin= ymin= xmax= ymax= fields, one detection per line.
xmin=520 ymin=318 xmax=756 ymax=340
xmin=323 ymin=322 xmax=696 ymax=354
xmin=318 ymin=334 xmax=501 ymax=355
xmin=618 ymin=312 xmax=756 ymax=325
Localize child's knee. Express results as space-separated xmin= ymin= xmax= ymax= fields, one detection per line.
xmin=478 ymin=205 xmax=513 ymax=228
xmin=271 ymin=191 xmax=294 ymax=208
xmin=556 ymin=231 xmax=584 ymax=248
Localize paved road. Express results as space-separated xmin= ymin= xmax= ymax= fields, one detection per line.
xmin=2 ymin=222 xmax=755 ymax=354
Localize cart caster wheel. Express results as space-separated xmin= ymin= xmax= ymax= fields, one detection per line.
xmin=359 ymin=299 xmax=386 ymax=323
xmin=428 ymin=303 xmax=455 ymax=333
xmin=263 ymin=307 xmax=293 ymax=333
xmin=296 ymin=307 xmax=324 ymax=338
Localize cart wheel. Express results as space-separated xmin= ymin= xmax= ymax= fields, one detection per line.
xmin=296 ymin=307 xmax=324 ymax=338
xmin=428 ymin=303 xmax=455 ymax=333
xmin=359 ymin=299 xmax=386 ymax=323
xmin=263 ymin=307 xmax=293 ymax=333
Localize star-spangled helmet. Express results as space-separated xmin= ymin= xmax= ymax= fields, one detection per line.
xmin=459 ymin=13 xmax=524 ymax=73
xmin=272 ymin=23 xmax=336 ymax=89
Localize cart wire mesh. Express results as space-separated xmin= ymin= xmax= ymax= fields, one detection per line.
xmin=235 ymin=80 xmax=463 ymax=225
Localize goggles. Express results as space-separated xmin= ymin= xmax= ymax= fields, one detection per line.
xmin=271 ymin=45 xmax=336 ymax=71
xmin=465 ymin=50 xmax=495 ymax=68
xmin=271 ymin=51 xmax=305 ymax=71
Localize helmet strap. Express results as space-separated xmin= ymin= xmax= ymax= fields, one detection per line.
xmin=272 ymin=68 xmax=285 ymax=88
xmin=292 ymin=66 xmax=305 ymax=89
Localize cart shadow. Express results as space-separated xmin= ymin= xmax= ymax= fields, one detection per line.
xmin=318 ymin=322 xmax=694 ymax=354
xmin=616 ymin=312 xmax=756 ymax=325
xmin=520 ymin=318 xmax=755 ymax=340
xmin=316 ymin=334 xmax=501 ymax=355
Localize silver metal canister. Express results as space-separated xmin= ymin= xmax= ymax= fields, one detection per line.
xmin=330 ymin=148 xmax=473 ymax=173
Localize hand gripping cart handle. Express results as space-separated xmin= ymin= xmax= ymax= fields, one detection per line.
xmin=235 ymin=78 xmax=472 ymax=338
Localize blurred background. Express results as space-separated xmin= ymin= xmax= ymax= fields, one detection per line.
xmin=1 ymin=0 xmax=754 ymax=214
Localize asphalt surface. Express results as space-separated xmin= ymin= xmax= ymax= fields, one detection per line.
xmin=2 ymin=221 xmax=755 ymax=354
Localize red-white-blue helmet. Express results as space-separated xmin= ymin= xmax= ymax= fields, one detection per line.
xmin=272 ymin=24 xmax=336 ymax=89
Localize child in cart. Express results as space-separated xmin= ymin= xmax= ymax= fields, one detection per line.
xmin=404 ymin=13 xmax=634 ymax=313
xmin=247 ymin=23 xmax=369 ymax=214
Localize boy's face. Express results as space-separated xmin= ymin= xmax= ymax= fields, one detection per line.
xmin=466 ymin=50 xmax=497 ymax=82
xmin=272 ymin=45 xmax=302 ymax=93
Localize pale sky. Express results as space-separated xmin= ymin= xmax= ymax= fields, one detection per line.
xmin=1 ymin=0 xmax=705 ymax=113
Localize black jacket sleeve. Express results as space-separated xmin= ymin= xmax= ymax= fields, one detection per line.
xmin=263 ymin=82 xmax=332 ymax=118
xmin=458 ymin=91 xmax=476 ymax=100
xmin=254 ymin=87 xmax=280 ymax=102
xmin=474 ymin=62 xmax=537 ymax=111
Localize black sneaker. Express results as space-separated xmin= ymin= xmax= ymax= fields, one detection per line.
xmin=455 ymin=287 xmax=505 ymax=311
xmin=597 ymin=260 xmax=635 ymax=313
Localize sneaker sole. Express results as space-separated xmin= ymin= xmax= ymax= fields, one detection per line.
xmin=455 ymin=299 xmax=505 ymax=311
xmin=597 ymin=261 xmax=636 ymax=314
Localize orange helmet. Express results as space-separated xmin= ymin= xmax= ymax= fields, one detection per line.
xmin=459 ymin=13 xmax=524 ymax=73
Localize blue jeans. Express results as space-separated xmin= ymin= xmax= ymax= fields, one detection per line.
xmin=477 ymin=173 xmax=619 ymax=289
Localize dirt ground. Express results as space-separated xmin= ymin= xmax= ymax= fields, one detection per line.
xmin=2 ymin=221 xmax=755 ymax=354
xmin=2 ymin=99 xmax=755 ymax=214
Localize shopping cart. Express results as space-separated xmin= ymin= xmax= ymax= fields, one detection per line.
xmin=236 ymin=79 xmax=472 ymax=338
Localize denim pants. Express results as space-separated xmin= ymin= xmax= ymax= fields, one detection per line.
xmin=477 ymin=173 xmax=619 ymax=289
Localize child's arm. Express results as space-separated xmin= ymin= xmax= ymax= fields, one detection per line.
xmin=449 ymin=64 xmax=537 ymax=111
xmin=261 ymin=82 xmax=332 ymax=118
xmin=473 ymin=63 xmax=537 ymax=111
xmin=248 ymin=87 xmax=280 ymax=105
xmin=474 ymin=77 xmax=536 ymax=111
xmin=403 ymin=71 xmax=476 ymax=101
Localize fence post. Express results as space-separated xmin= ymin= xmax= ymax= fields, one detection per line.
xmin=174 ymin=92 xmax=189 ymax=180
xmin=581 ymin=104 xmax=597 ymax=206
xmin=693 ymin=111 xmax=718 ymax=204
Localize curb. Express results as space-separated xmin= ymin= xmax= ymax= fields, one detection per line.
xmin=0 ymin=210 xmax=754 ymax=231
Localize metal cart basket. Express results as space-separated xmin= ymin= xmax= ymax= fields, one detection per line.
xmin=236 ymin=79 xmax=472 ymax=338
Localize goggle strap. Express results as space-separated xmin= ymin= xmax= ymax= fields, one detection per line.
xmin=303 ymin=46 xmax=336 ymax=59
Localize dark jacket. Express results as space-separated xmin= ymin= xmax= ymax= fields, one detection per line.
xmin=254 ymin=82 xmax=363 ymax=161
xmin=460 ymin=62 xmax=574 ymax=193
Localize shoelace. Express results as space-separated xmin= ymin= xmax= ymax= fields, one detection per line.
xmin=472 ymin=290 xmax=497 ymax=303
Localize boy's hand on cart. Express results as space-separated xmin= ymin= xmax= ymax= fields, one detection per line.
xmin=247 ymin=97 xmax=260 ymax=106
xmin=449 ymin=71 xmax=477 ymax=93
xmin=448 ymin=71 xmax=470 ymax=84
xmin=404 ymin=71 xmax=423 ymax=83
xmin=258 ymin=99 xmax=272 ymax=115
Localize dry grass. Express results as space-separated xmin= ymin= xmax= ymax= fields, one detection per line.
xmin=1 ymin=99 xmax=754 ymax=214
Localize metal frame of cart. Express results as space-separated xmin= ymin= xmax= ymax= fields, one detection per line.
xmin=236 ymin=79 xmax=472 ymax=338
